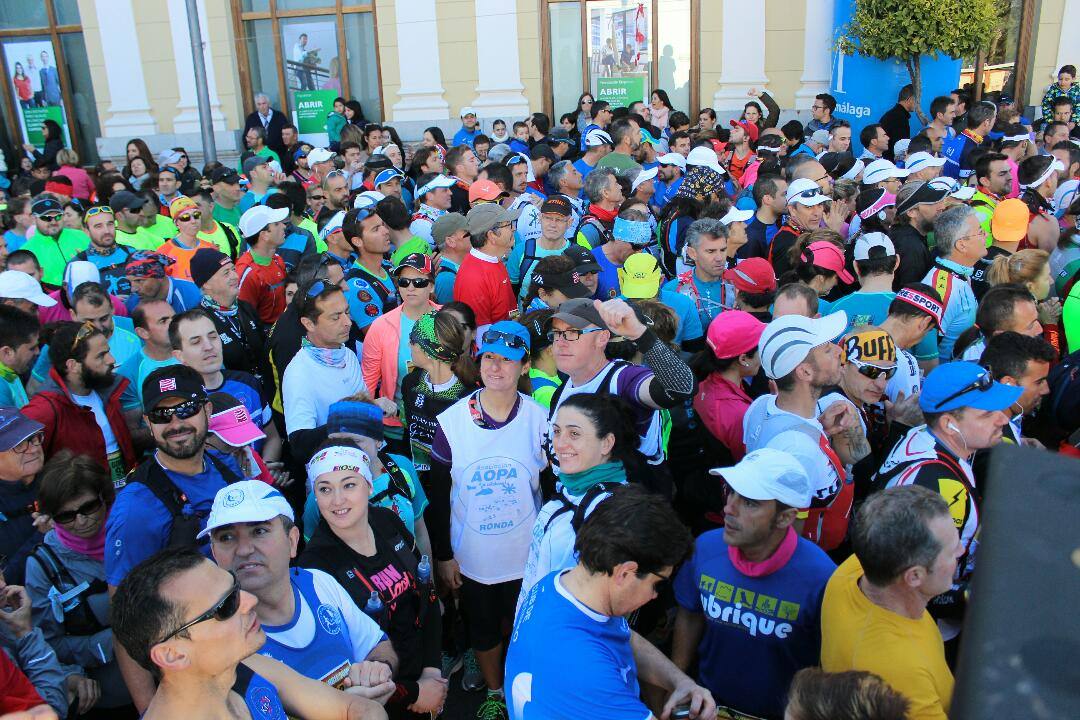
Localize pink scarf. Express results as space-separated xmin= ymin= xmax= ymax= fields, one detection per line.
xmin=728 ymin=526 xmax=797 ymax=577
xmin=54 ymin=524 xmax=107 ymax=562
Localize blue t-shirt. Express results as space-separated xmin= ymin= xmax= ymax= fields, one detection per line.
xmin=741 ymin=216 xmax=780 ymax=260
xmin=434 ymin=258 xmax=458 ymax=305
xmin=592 ymin=247 xmax=621 ymax=300
xmin=507 ymin=570 xmax=650 ymax=720
xmin=343 ymin=263 xmax=397 ymax=332
xmin=673 ymin=530 xmax=835 ymax=718
xmin=209 ymin=370 xmax=271 ymax=427
xmin=397 ymin=314 xmax=416 ymax=402
xmin=3 ymin=229 xmax=26 ymax=253
xmin=452 ymin=126 xmax=481 ymax=148
xmin=662 ymin=276 xmax=727 ymax=330
xmin=104 ymin=451 xmax=244 ymax=585
xmin=657 ymin=289 xmax=703 ymax=346
xmin=117 ymin=352 xmax=179 ymax=411
xmin=76 ymin=245 xmax=134 ymax=296
xmin=572 ymin=157 xmax=597 ymax=180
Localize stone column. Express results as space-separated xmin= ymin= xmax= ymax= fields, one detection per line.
xmin=390 ymin=0 xmax=450 ymax=121
xmin=469 ymin=0 xmax=530 ymax=118
xmin=711 ymin=0 xmax=769 ymax=111
xmin=167 ymin=0 xmax=226 ymax=134
xmin=794 ymin=0 xmax=836 ymax=110
xmin=96 ymin=0 xmax=158 ymax=136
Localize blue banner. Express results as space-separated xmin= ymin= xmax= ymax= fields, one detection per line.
xmin=831 ymin=0 xmax=962 ymax=155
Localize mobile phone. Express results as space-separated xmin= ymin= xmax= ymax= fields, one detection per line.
xmin=671 ymin=706 xmax=692 ymax=720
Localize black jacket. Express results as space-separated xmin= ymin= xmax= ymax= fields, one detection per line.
xmin=879 ymin=103 xmax=911 ymax=161
xmin=243 ymin=109 xmax=289 ymax=159
xmin=889 ymin=223 xmax=933 ymax=290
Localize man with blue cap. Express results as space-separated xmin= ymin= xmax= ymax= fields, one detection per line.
xmin=873 ymin=361 xmax=1022 ymax=648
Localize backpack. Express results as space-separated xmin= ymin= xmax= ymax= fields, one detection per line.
xmin=542 ymin=482 xmax=621 ymax=533
xmin=573 ymin=213 xmax=612 ymax=249
xmin=1047 ymin=349 xmax=1080 ymax=436
xmin=368 ymin=451 xmax=415 ymax=506
xmin=27 ymin=544 xmax=108 ymax=636
xmin=125 ymin=453 xmax=244 ymax=550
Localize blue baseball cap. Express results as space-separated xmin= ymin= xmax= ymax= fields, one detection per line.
xmin=478 ymin=320 xmax=530 ymax=361
xmin=0 ymin=407 xmax=44 ymax=452
xmin=918 ymin=361 xmax=1023 ymax=413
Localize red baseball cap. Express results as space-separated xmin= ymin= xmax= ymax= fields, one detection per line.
xmin=729 ymin=119 xmax=760 ymax=143
xmin=722 ymin=258 xmax=777 ymax=294
xmin=706 ymin=310 xmax=766 ymax=359
xmin=803 ymin=241 xmax=855 ymax=284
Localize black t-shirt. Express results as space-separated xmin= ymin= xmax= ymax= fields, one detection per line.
xmin=889 ymin=223 xmax=933 ymax=290
xmin=970 ymin=244 xmax=1011 ymax=301
xmin=206 ymin=300 xmax=268 ymax=383
xmin=769 ymin=226 xmax=801 ymax=279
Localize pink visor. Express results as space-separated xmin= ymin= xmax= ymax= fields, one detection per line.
xmin=209 ymin=405 xmax=266 ymax=447
xmin=804 ymin=241 xmax=855 ymax=284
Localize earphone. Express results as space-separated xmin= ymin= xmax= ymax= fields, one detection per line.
xmin=947 ymin=421 xmax=970 ymax=455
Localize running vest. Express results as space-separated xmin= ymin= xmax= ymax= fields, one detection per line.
xmin=27 ymin=544 xmax=108 ymax=636
xmin=234 ymin=663 xmax=286 ymax=720
xmin=259 ymin=568 xmax=355 ymax=689
xmin=345 ymin=262 xmax=397 ymax=314
xmin=438 ymin=391 xmax=546 ymax=583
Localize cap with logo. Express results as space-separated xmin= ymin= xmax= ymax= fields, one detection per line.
xmin=584 ymin=129 xmax=614 ymax=148
xmin=197 ymin=481 xmax=294 ymax=540
xmin=853 ymin=232 xmax=896 ymax=261
xmin=706 ymin=310 xmax=766 ymax=359
xmin=617 ymin=253 xmax=662 ymax=299
xmin=417 ymin=174 xmax=457 ymax=198
xmin=190 ymin=248 xmax=233 ymax=288
xmin=843 ymin=328 xmax=897 ymax=365
xmin=239 ymin=205 xmax=289 ymax=238
xmin=168 ymin=196 xmax=198 ymax=219
xmin=353 ymin=191 xmax=385 ymax=210
xmin=563 ymin=245 xmax=601 ymax=274
xmin=392 ymin=252 xmax=434 ymax=277
xmin=919 ymin=361 xmax=1023 ymax=413
xmin=540 ymin=196 xmax=573 ymax=217
xmin=0 ymin=270 xmax=57 ymax=307
xmin=855 ymin=188 xmax=896 ymax=220
xmin=709 ymin=448 xmax=812 ymax=509
xmin=785 ymin=178 xmax=830 ymax=206
xmin=722 ymin=258 xmax=776 ymax=294
xmin=319 ymin=210 xmax=347 ymax=241
xmin=142 ymin=365 xmax=208 ymax=412
xmin=31 ymin=197 xmax=63 ymax=217
xmin=465 ymin=203 xmax=521 ymax=237
xmin=531 ymin=266 xmax=590 ymax=299
xmin=991 ymin=198 xmax=1031 ymax=243
xmin=758 ymin=311 xmax=848 ymax=379
xmin=208 ymin=392 xmax=266 ymax=448
xmin=373 ymin=168 xmax=404 ymax=189
xmin=0 ymin=407 xmax=44 ymax=453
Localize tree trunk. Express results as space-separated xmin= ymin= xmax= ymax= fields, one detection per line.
xmin=907 ymin=56 xmax=930 ymax=126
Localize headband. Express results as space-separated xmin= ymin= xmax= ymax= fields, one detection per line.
xmin=125 ymin=251 xmax=174 ymax=278
xmin=410 ymin=311 xmax=461 ymax=364
xmin=612 ymin=216 xmax=653 ymax=246
xmin=895 ymin=287 xmax=944 ymax=329
xmin=1002 ymin=133 xmax=1030 ymax=143
xmin=44 ymin=180 xmax=73 ymax=197
xmin=756 ymin=144 xmax=783 ymax=155
xmin=1020 ymin=159 xmax=1064 ymax=192
xmin=306 ymin=445 xmax=372 ymax=490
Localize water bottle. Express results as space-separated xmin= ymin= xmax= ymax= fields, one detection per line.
xmin=417 ymin=554 xmax=431 ymax=584
xmin=364 ymin=590 xmax=384 ymax=627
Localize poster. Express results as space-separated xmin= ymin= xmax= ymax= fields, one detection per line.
xmin=2 ymin=39 xmax=70 ymax=150
xmin=294 ymin=89 xmax=337 ymax=146
xmin=597 ymin=76 xmax=647 ymax=109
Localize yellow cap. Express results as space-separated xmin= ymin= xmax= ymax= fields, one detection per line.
xmin=617 ymin=253 xmax=662 ymax=300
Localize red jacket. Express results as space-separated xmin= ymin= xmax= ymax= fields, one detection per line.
xmin=23 ymin=368 xmax=136 ymax=475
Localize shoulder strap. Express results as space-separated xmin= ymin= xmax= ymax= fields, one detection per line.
xmin=569 ymin=482 xmax=620 ymax=532
xmin=28 ymin=543 xmax=72 ymax=590
xmin=369 ymin=451 xmax=415 ymax=504
xmin=206 ymin=452 xmax=244 ymax=486
xmin=128 ymin=460 xmax=186 ymax=517
xmin=517 ymin=234 xmax=538 ymax=280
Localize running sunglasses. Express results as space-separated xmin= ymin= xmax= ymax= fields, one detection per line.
xmin=931 ymin=368 xmax=994 ymax=411
xmin=69 ymin=321 xmax=97 ymax=353
xmin=157 ymin=573 xmax=241 ymax=644
xmin=147 ymin=398 xmax=207 ymax=425
xmin=482 ymin=329 xmax=527 ymax=350
xmin=849 ymin=358 xmax=897 ymax=381
xmin=84 ymin=205 xmax=114 ymax=220
xmin=175 ymin=211 xmax=201 ymax=223
xmin=396 ymin=277 xmax=431 ymax=289
xmin=792 ymin=187 xmax=824 ymax=201
xmin=53 ymin=496 xmax=105 ymax=525
xmin=38 ymin=213 xmax=62 ymax=222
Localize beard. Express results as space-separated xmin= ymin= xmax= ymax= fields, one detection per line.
xmin=81 ymin=364 xmax=115 ymax=391
xmin=157 ymin=422 xmax=208 ymax=460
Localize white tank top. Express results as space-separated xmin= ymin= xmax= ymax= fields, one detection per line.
xmin=438 ymin=391 xmax=547 ymax=584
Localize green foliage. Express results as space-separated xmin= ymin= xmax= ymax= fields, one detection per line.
xmin=837 ymin=0 xmax=998 ymax=62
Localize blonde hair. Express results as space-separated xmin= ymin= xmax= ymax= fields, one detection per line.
xmin=56 ymin=148 xmax=79 ymax=167
xmin=987 ymin=248 xmax=1048 ymax=287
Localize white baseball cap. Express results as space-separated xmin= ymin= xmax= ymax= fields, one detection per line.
xmin=238 ymin=205 xmax=289 ymax=237
xmin=319 ymin=210 xmax=347 ymax=240
xmin=785 ymin=178 xmax=830 ymax=206
xmin=584 ymin=129 xmax=614 ymax=148
xmin=1053 ymin=179 xmax=1079 ymax=217
xmin=353 ymin=190 xmax=386 ymax=209
xmin=853 ymin=231 xmax=896 ymax=261
xmin=657 ymin=152 xmax=686 ymax=171
xmin=631 ymin=166 xmax=658 ymax=192
xmin=0 ymin=270 xmax=56 ymax=307
xmin=863 ymin=159 xmax=910 ymax=185
xmin=809 ymin=129 xmax=831 ymax=147
xmin=307 ymin=147 xmax=336 ymax=165
xmin=63 ymin=261 xmax=102 ymax=298
xmin=417 ymin=174 xmax=457 ymax=197
xmin=157 ymin=149 xmax=183 ymax=166
xmin=197 ymin=481 xmax=295 ymax=540
xmin=460 ymin=106 xmax=477 ymax=118
xmin=928 ymin=176 xmax=976 ymax=201
xmin=719 ymin=207 xmax=753 ymax=225
xmin=904 ymin=152 xmax=946 ymax=174
xmin=841 ymin=158 xmax=865 ymax=181
xmin=709 ymin=448 xmax=812 ymax=508
xmin=686 ymin=146 xmax=726 ymax=175
xmin=758 ymin=311 xmax=848 ymax=379
xmin=892 ymin=138 xmax=911 ymax=160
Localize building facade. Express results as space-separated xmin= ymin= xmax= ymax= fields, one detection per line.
xmin=0 ymin=0 xmax=1075 ymax=164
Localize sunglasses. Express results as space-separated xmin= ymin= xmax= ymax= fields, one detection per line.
xmin=396 ymin=277 xmax=431 ymax=289
xmin=38 ymin=213 xmax=62 ymax=222
xmin=11 ymin=432 xmax=44 ymax=455
xmin=792 ymin=187 xmax=823 ymax=200
xmin=84 ymin=205 xmax=114 ymax=220
xmin=147 ymin=398 xmax=207 ymax=425
xmin=849 ymin=358 xmax=897 ymax=381
xmin=645 ymin=570 xmax=672 ymax=596
xmin=157 ymin=573 xmax=241 ymax=644
xmin=326 ymin=169 xmax=347 ymax=179
xmin=70 ymin=321 xmax=97 ymax=353
xmin=309 ymin=194 xmax=326 ymax=201
xmin=53 ymin=496 xmax=105 ymax=525
xmin=482 ymin=329 xmax=527 ymax=350
xmin=176 ymin=212 xmax=201 ymax=222
xmin=932 ymin=368 xmax=994 ymax=411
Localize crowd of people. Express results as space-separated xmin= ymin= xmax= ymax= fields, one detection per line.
xmin=0 ymin=63 xmax=1079 ymax=720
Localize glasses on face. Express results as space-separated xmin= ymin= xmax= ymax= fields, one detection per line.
xmin=849 ymin=358 xmax=897 ymax=381
xmin=482 ymin=329 xmax=527 ymax=350
xmin=38 ymin=214 xmax=62 ymax=223
xmin=147 ymin=398 xmax=207 ymax=425
xmin=53 ymin=496 xmax=105 ymax=525
xmin=309 ymin=194 xmax=326 ymax=201
xmin=176 ymin=211 xmax=201 ymax=223
xmin=157 ymin=573 xmax=241 ymax=645
xmin=645 ymin=570 xmax=672 ymax=595
xmin=932 ymin=368 xmax=995 ymax=411
xmin=11 ymin=432 xmax=44 ymax=455
xmin=493 ymin=221 xmax=516 ymax=233
xmin=546 ymin=327 xmax=603 ymax=343
xmin=396 ymin=277 xmax=431 ymax=289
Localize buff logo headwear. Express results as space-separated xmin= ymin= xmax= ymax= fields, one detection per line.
xmin=410 ymin=311 xmax=461 ymax=364
xmin=612 ymin=216 xmax=653 ymax=246
xmin=306 ymin=445 xmax=373 ymax=491
xmin=895 ymin=287 xmax=944 ymax=329
xmin=125 ymin=251 xmax=175 ymax=278
xmin=844 ymin=329 xmax=896 ymax=364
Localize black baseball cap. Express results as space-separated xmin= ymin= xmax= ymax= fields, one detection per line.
xmin=563 ymin=244 xmax=601 ymax=274
xmin=142 ymin=365 xmax=208 ymax=412
xmin=531 ymin=268 xmax=591 ymax=299
xmin=548 ymin=129 xmax=573 ymax=146
xmin=31 ymin=197 xmax=63 ymax=217
xmin=109 ymin=190 xmax=144 ymax=213
xmin=529 ymin=144 xmax=558 ymax=163
xmin=540 ymin=195 xmax=573 ymax=217
xmin=210 ymin=167 xmax=241 ymax=185
xmin=548 ymin=297 xmax=608 ymax=330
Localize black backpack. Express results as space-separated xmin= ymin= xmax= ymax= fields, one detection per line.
xmin=125 ymin=453 xmax=244 ymax=549
xmin=27 ymin=544 xmax=108 ymax=636
xmin=542 ymin=481 xmax=621 ymax=534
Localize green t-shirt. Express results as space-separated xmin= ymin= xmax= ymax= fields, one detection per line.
xmin=298 ymin=216 xmax=325 ymax=252
xmin=116 ymin=226 xmax=162 ymax=251
xmin=199 ymin=221 xmax=240 ymax=258
xmin=237 ymin=146 xmax=281 ymax=174
xmin=213 ymin=203 xmax=242 ymax=228
xmin=529 ymin=368 xmax=562 ymax=409
xmin=22 ymin=228 xmax=89 ymax=287
xmin=147 ymin=215 xmax=179 ymax=241
xmin=595 ymin=152 xmax=642 ymax=173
